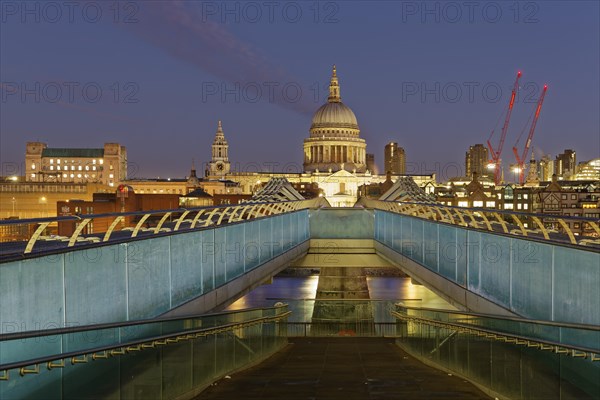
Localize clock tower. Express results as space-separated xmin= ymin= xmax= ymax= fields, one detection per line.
xmin=207 ymin=120 xmax=231 ymax=178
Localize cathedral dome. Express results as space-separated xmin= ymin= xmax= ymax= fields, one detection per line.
xmin=310 ymin=102 xmax=358 ymax=130
xmin=303 ymin=66 xmax=367 ymax=174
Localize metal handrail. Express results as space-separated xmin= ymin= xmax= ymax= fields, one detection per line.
xmin=0 ymin=305 xmax=286 ymax=341
xmin=1 ymin=197 xmax=329 ymax=257
xmin=391 ymin=311 xmax=600 ymax=360
xmin=394 ymin=305 xmax=600 ymax=332
xmin=358 ymin=198 xmax=600 ymax=247
xmin=0 ymin=198 xmax=328 ymax=227
xmin=0 ymin=310 xmax=291 ymax=379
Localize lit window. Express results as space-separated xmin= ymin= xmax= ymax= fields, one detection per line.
xmin=99 ymin=159 xmax=104 ymax=165
xmin=78 ymin=166 xmax=82 ymax=171
xmin=92 ymin=166 xmax=96 ymax=171
xmin=517 ymin=204 xmax=522 ymax=210
xmin=523 ymin=194 xmax=528 ymax=199
xmin=63 ymin=174 xmax=67 ymax=178
xmin=93 ymin=159 xmax=96 ymax=164
xmin=50 ymin=166 xmax=54 ymax=171
xmin=84 ymin=174 xmax=88 ymax=178
xmin=50 ymin=159 xmax=54 ymax=164
xmin=57 ymin=166 xmax=61 ymax=171
xmin=77 ymin=174 xmax=82 ymax=178
xmin=31 ymin=173 xmax=36 ymax=178
xmin=85 ymin=166 xmax=89 ymax=171
xmin=473 ymin=201 xmax=483 ymax=207
xmin=524 ymin=204 xmax=528 ymax=210
xmin=70 ymin=174 xmax=74 ymax=178
xmin=109 ymin=174 xmax=114 ymax=179
xmin=31 ymin=164 xmax=36 ymax=170
xmin=57 ymin=159 xmax=61 ymax=164
xmin=458 ymin=201 xmax=468 ymax=207
xmin=504 ymin=204 xmax=514 ymax=210
xmin=71 ymin=166 xmax=75 ymax=171
xmin=486 ymin=201 xmax=495 ymax=207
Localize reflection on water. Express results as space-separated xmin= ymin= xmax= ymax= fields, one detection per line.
xmin=227 ymin=274 xmax=455 ymax=323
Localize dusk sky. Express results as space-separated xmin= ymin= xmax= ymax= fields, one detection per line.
xmin=1 ymin=1 xmax=598 ymax=181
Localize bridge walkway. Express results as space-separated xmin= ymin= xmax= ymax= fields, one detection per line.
xmin=196 ymin=337 xmax=490 ymax=400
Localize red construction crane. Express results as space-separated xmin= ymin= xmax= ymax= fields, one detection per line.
xmin=512 ymin=84 xmax=548 ymax=184
xmin=487 ymin=71 xmax=521 ymax=185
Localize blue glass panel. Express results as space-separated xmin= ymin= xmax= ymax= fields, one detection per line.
xmin=554 ymin=246 xmax=600 ymax=325
xmin=477 ymin=233 xmax=511 ymax=308
xmin=259 ymin=218 xmax=273 ymax=263
xmin=438 ymin=224 xmax=457 ymax=280
xmin=244 ymin=219 xmax=260 ymax=272
xmin=466 ymin=231 xmax=481 ymax=290
xmin=170 ymin=231 xmax=203 ymax=308
xmin=423 ymin=220 xmax=439 ymax=272
xmin=225 ymin=224 xmax=245 ymax=280
xmin=412 ymin=219 xmax=424 ymax=264
xmin=213 ymin=227 xmax=226 ymax=287
xmin=455 ymin=228 xmax=467 ymax=286
xmin=0 ymin=255 xmax=65 ymax=334
xmin=510 ymin=239 xmax=553 ymax=320
xmin=201 ymin=230 xmax=215 ymax=293
xmin=127 ymin=238 xmax=171 ymax=319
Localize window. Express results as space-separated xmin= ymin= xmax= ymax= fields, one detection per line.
xmin=77 ymin=174 xmax=82 ymax=178
xmin=30 ymin=173 xmax=36 ymax=178
xmin=57 ymin=166 xmax=61 ymax=171
xmin=57 ymin=159 xmax=60 ymax=164
xmin=486 ymin=201 xmax=495 ymax=208
xmin=78 ymin=166 xmax=82 ymax=171
xmin=71 ymin=166 xmax=75 ymax=171
xmin=50 ymin=159 xmax=54 ymax=164
xmin=109 ymin=174 xmax=114 ymax=179
xmin=523 ymin=194 xmax=528 ymax=199
xmin=523 ymin=204 xmax=528 ymax=210
xmin=473 ymin=201 xmax=483 ymax=207
xmin=85 ymin=166 xmax=89 ymax=171
xmin=572 ymin=194 xmax=577 ymax=200
xmin=93 ymin=159 xmax=96 ymax=165
xmin=571 ymin=204 xmax=576 ymax=208
xmin=504 ymin=204 xmax=514 ymax=210
xmin=92 ymin=166 xmax=97 ymax=171
xmin=561 ymin=194 xmax=567 ymax=200
xmin=50 ymin=166 xmax=54 ymax=171
xmin=517 ymin=204 xmax=522 ymax=210
xmin=31 ymin=164 xmax=36 ymax=170
xmin=63 ymin=174 xmax=67 ymax=178
xmin=517 ymin=194 xmax=522 ymax=199
xmin=99 ymin=159 xmax=104 ymax=165
xmin=574 ymin=223 xmax=580 ymax=229
xmin=458 ymin=201 xmax=468 ymax=207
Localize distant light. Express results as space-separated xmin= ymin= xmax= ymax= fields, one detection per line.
xmin=10 ymin=176 xmax=18 ymax=181
xmin=487 ymin=163 xmax=495 ymax=170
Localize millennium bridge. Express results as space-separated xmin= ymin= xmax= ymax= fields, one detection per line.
xmin=1 ymin=196 xmax=599 ymax=399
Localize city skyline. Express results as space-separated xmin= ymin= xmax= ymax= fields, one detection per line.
xmin=1 ymin=1 xmax=599 ymax=180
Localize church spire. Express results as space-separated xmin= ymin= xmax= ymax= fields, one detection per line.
xmin=328 ymin=64 xmax=341 ymax=103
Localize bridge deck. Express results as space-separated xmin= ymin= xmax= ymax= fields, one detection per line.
xmin=195 ymin=337 xmax=491 ymax=399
